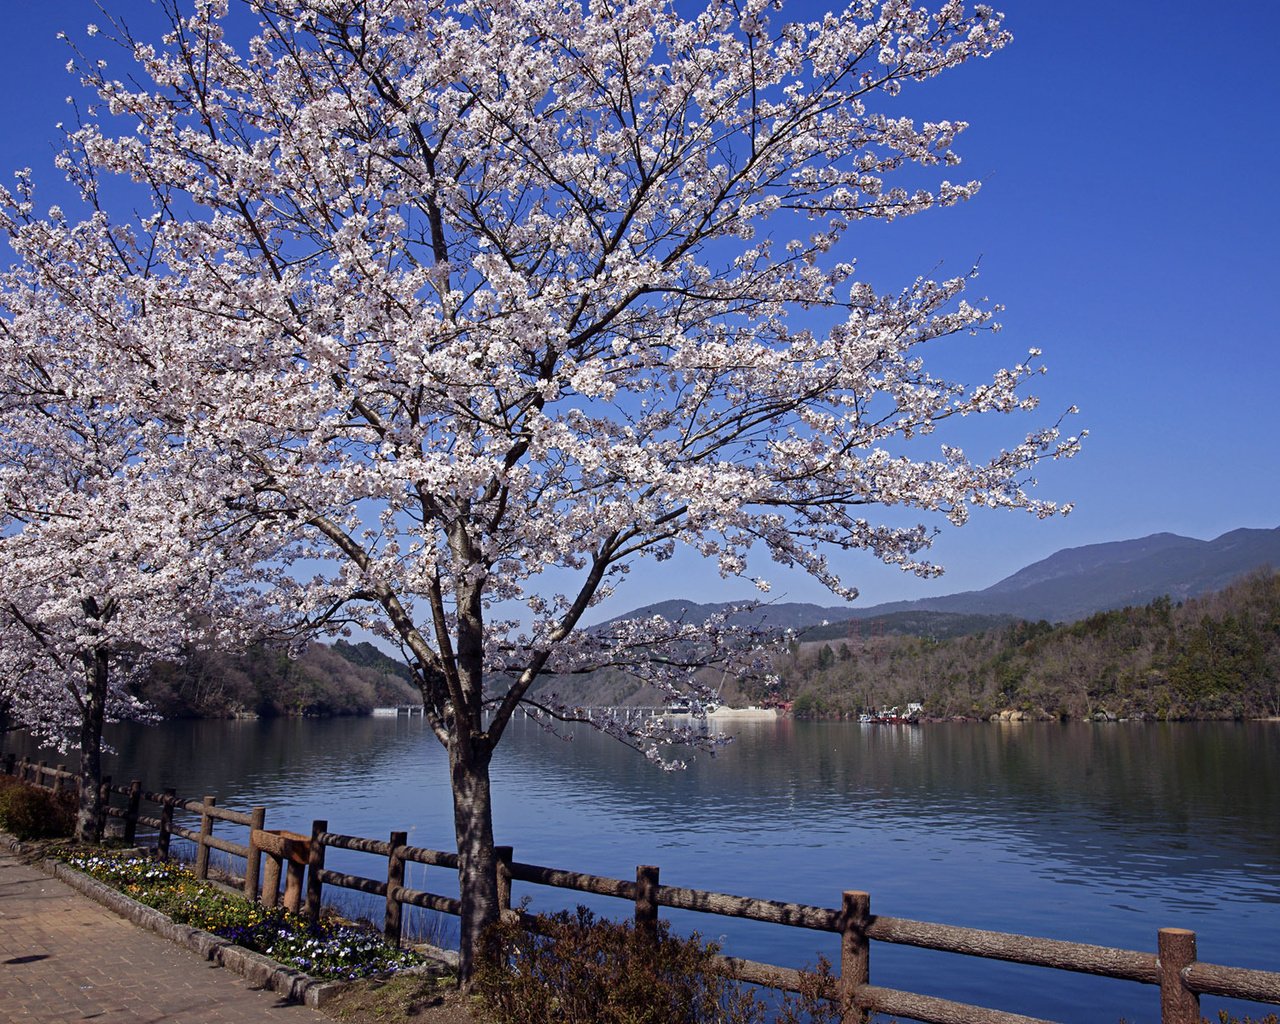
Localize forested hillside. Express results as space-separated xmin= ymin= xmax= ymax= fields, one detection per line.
xmin=136 ymin=639 xmax=418 ymax=718
xmin=777 ymin=571 xmax=1280 ymax=720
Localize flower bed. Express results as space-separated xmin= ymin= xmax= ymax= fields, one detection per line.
xmin=63 ymin=851 xmax=427 ymax=981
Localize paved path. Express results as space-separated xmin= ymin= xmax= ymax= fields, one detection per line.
xmin=0 ymin=849 xmax=328 ymax=1023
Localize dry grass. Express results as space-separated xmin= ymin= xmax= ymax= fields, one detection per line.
xmin=318 ymin=973 xmax=483 ymax=1024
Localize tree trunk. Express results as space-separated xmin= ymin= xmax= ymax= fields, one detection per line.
xmin=76 ymin=648 xmax=109 ymax=842
xmin=450 ymin=735 xmax=498 ymax=985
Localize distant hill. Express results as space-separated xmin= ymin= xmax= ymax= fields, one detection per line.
xmin=603 ymin=598 xmax=853 ymax=632
xmin=330 ymin=640 xmax=417 ymax=687
xmin=879 ymin=526 xmax=1280 ymax=623
xmin=778 ymin=568 xmax=1280 ymax=721
xmin=608 ymin=527 xmax=1280 ymax=634
xmin=140 ymin=637 xmax=419 ymax=718
xmin=798 ymin=610 xmax=1017 ymax=642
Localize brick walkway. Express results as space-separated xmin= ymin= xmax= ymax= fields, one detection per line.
xmin=0 ymin=849 xmax=328 ymax=1023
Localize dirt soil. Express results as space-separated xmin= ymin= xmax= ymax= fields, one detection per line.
xmin=317 ymin=974 xmax=481 ymax=1024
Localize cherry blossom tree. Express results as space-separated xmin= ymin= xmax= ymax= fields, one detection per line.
xmin=17 ymin=0 xmax=1082 ymax=974
xmin=0 ymin=202 xmax=263 ymax=840
xmin=0 ymin=256 xmax=181 ymax=839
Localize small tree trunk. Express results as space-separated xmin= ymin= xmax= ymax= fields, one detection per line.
xmin=450 ymin=736 xmax=498 ymax=986
xmin=76 ymin=648 xmax=110 ymax=843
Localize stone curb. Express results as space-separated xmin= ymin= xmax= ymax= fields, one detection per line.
xmin=1 ymin=833 xmax=346 ymax=1008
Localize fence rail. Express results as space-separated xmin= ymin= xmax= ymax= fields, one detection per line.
xmin=4 ymin=751 xmax=1278 ymax=1024
xmin=0 ymin=754 xmax=272 ymax=897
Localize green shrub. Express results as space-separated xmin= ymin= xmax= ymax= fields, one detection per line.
xmin=0 ymin=778 xmax=76 ymax=839
xmin=476 ymin=906 xmax=851 ymax=1024
xmin=769 ymin=957 xmax=844 ymax=1024
xmin=476 ymin=906 xmax=770 ymax=1024
xmin=790 ymin=692 xmax=827 ymax=718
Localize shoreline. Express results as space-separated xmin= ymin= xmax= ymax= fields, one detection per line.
xmin=788 ymin=710 xmax=1279 ymax=724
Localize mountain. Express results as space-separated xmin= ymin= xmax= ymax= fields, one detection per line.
xmin=893 ymin=526 xmax=1280 ymax=623
xmin=606 ymin=527 xmax=1280 ymax=634
xmin=602 ymin=598 xmax=857 ymax=632
xmin=798 ymin=610 xmax=1018 ymax=642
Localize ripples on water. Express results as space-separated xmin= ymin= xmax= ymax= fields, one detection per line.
xmin=11 ymin=716 xmax=1278 ymax=1023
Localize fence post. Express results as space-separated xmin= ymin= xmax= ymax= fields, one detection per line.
xmin=244 ymin=807 xmax=266 ymax=902
xmin=54 ymin=764 xmax=69 ymax=794
xmin=123 ymin=780 xmax=143 ymax=845
xmin=385 ymin=830 xmax=409 ymax=945
xmin=262 ymin=850 xmax=283 ymax=909
xmin=195 ymin=795 xmax=216 ymax=880
xmin=95 ymin=776 xmax=112 ymax=842
xmin=495 ymin=845 xmax=514 ymax=917
xmin=18 ymin=756 xmax=31 ymax=782
xmin=1159 ymin=927 xmax=1199 ymax=1024
xmin=157 ymin=788 xmax=176 ymax=860
xmin=305 ymin=819 xmax=328 ymax=922
xmin=635 ymin=865 xmax=660 ymax=936
xmin=37 ymin=760 xmax=48 ymax=789
xmin=841 ymin=891 xmax=871 ymax=1024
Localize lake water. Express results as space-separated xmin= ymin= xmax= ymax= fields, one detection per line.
xmin=9 ymin=717 xmax=1279 ymax=1023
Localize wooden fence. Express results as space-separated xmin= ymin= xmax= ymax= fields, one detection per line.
xmin=1 ymin=754 xmax=279 ymax=903
xmin=4 ymin=753 xmax=1279 ymax=1024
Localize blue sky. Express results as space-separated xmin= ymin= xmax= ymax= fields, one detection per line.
xmin=1 ymin=1 xmax=1276 ymax=616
